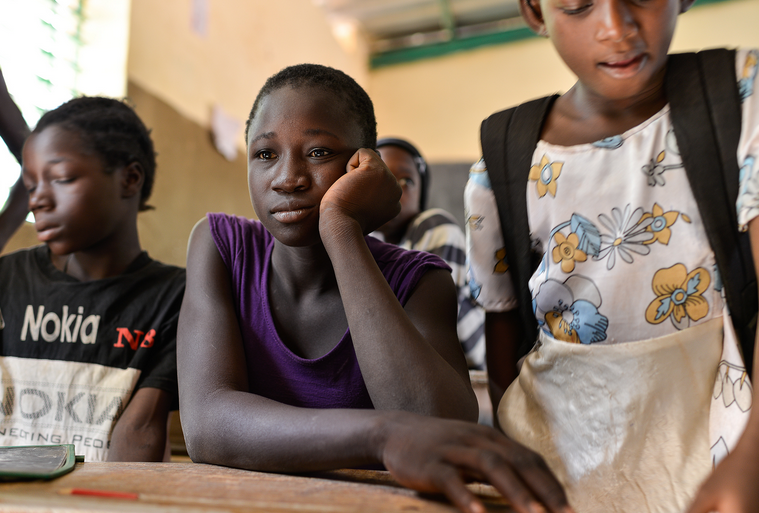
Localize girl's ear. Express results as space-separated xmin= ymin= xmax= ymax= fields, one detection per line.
xmin=679 ymin=0 xmax=696 ymax=13
xmin=519 ymin=0 xmax=548 ymax=36
xmin=120 ymin=162 xmax=145 ymax=199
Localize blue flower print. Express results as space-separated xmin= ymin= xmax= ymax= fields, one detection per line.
xmin=468 ymin=273 xmax=482 ymax=300
xmin=737 ymin=156 xmax=758 ymax=224
xmin=739 ymin=51 xmax=758 ymax=102
xmin=592 ymin=135 xmax=624 ymax=149
xmin=534 ymin=276 xmax=608 ymax=344
xmin=713 ymin=264 xmax=723 ymax=293
xmin=469 ymin=160 xmax=492 ymax=189
xmin=739 ymin=156 xmax=755 ymax=185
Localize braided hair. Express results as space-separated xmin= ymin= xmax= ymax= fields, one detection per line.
xmin=33 ymin=96 xmax=157 ymax=211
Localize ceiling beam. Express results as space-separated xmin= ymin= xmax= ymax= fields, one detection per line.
xmin=371 ymin=25 xmax=534 ymax=68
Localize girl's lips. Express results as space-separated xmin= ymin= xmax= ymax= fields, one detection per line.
xmin=271 ymin=207 xmax=314 ymax=224
xmin=35 ymin=224 xmax=61 ymax=241
xmin=598 ymin=54 xmax=646 ymax=78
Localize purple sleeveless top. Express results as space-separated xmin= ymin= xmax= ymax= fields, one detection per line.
xmin=208 ymin=213 xmax=450 ymax=410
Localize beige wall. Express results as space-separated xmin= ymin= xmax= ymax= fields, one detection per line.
xmin=369 ymin=0 xmax=759 ymax=163
xmin=128 ymin=0 xmax=368 ymax=135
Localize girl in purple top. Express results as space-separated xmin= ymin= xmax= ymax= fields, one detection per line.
xmin=178 ymin=64 xmax=571 ymax=513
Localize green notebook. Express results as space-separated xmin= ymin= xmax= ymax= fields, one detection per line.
xmin=0 ymin=444 xmax=82 ymax=480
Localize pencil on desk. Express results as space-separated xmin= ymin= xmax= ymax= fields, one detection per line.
xmin=58 ymin=488 xmax=139 ymax=500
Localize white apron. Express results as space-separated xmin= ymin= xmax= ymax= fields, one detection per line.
xmin=498 ymin=317 xmax=740 ymax=513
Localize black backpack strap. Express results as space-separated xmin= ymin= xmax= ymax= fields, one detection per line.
xmin=666 ymin=49 xmax=756 ymax=375
xmin=480 ymin=94 xmax=558 ymax=358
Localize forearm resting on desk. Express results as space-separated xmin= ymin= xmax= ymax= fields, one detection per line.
xmin=108 ymin=387 xmax=171 ymax=462
xmin=182 ymin=396 xmax=572 ymax=513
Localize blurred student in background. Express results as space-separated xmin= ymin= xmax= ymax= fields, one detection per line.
xmin=374 ymin=137 xmax=485 ymax=369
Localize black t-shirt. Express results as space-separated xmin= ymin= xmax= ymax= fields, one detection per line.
xmin=0 ymin=246 xmax=185 ymax=460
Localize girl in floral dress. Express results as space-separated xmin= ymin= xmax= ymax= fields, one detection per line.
xmin=465 ymin=0 xmax=759 ymax=511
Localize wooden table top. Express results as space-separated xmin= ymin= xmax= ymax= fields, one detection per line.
xmin=0 ymin=462 xmax=512 ymax=512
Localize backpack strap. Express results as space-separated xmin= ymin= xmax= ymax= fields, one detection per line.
xmin=666 ymin=49 xmax=756 ymax=375
xmin=480 ymin=95 xmax=558 ymax=358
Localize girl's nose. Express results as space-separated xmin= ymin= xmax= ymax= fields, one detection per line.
xmin=271 ymin=156 xmax=310 ymax=193
xmin=596 ymin=0 xmax=638 ymax=43
xmin=28 ymin=181 xmax=53 ymax=211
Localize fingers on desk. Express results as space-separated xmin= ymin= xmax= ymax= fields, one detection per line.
xmin=430 ymin=464 xmax=487 ymax=513
xmin=439 ymin=443 xmax=573 ymax=513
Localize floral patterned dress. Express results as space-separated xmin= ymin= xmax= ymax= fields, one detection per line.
xmin=465 ymin=48 xmax=759 ymax=501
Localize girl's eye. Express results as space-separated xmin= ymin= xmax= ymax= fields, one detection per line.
xmin=309 ymin=149 xmax=332 ymax=158
xmin=255 ymin=150 xmax=276 ymax=160
xmin=561 ymin=2 xmax=592 ymax=14
xmin=52 ymin=177 xmax=75 ymax=184
xmin=398 ymin=177 xmax=414 ymax=187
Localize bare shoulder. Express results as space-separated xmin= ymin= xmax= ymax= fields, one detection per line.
xmin=187 ymin=217 xmax=213 ymax=253
xmin=185 ymin=216 xmax=226 ymax=279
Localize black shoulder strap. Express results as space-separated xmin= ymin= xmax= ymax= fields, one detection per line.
xmin=666 ymin=49 xmax=756 ymax=375
xmin=480 ymin=95 xmax=558 ymax=358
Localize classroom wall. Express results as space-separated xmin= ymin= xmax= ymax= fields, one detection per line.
xmin=127 ymin=0 xmax=369 ymax=136
xmin=369 ymin=0 xmax=759 ymax=163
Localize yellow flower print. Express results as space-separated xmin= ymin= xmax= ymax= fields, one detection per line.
xmin=544 ymin=311 xmax=581 ymax=344
xmin=640 ymin=203 xmax=679 ymax=245
xmin=529 ymin=155 xmax=563 ymax=198
xmin=645 ymin=264 xmax=710 ymax=326
xmin=743 ymin=52 xmax=758 ymax=80
xmin=494 ymin=248 xmax=509 ymax=274
xmin=467 ymin=215 xmax=484 ymax=231
xmin=552 ymin=232 xmax=587 ymax=273
xmin=739 ymin=50 xmax=758 ymax=100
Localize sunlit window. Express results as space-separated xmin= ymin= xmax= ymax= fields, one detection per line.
xmin=0 ymin=0 xmax=129 ymax=220
xmin=0 ymin=0 xmax=84 ymax=218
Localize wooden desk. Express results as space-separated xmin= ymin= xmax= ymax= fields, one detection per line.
xmin=0 ymin=462 xmax=512 ymax=512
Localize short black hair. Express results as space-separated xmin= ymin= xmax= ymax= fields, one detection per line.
xmin=33 ymin=96 xmax=156 ymax=211
xmin=245 ymin=63 xmax=377 ymax=149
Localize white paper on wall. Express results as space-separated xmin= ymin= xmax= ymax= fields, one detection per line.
xmin=191 ymin=0 xmax=208 ymax=37
xmin=211 ymin=104 xmax=242 ymax=161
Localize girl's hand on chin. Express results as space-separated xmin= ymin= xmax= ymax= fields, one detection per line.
xmin=319 ymin=148 xmax=401 ymax=235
